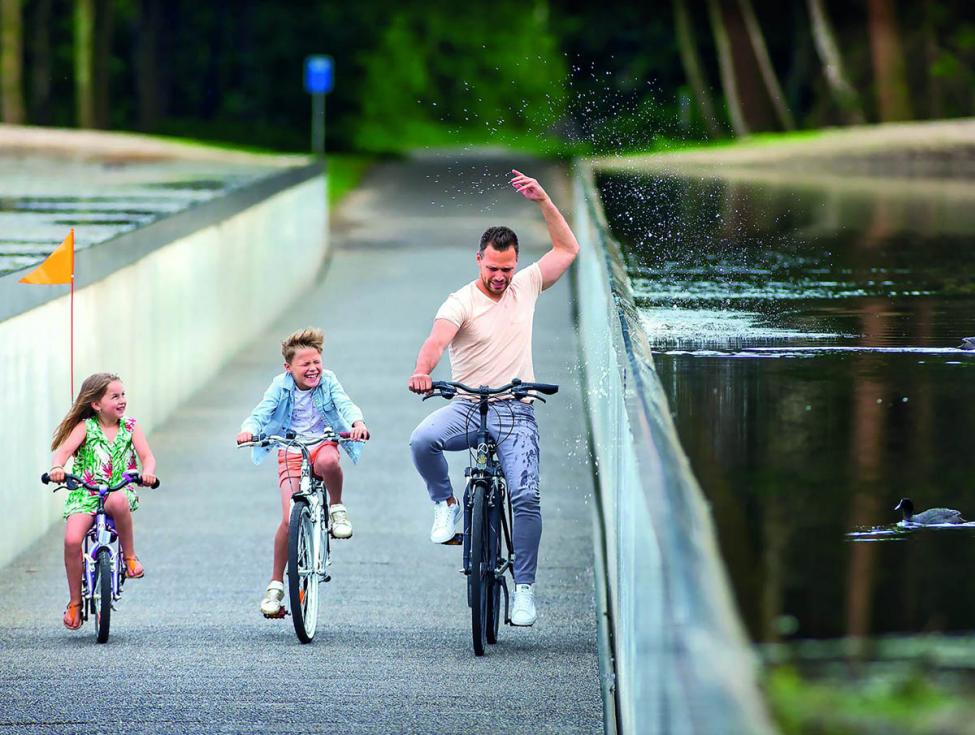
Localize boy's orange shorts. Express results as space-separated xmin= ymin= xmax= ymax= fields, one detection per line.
xmin=276 ymin=441 xmax=338 ymax=489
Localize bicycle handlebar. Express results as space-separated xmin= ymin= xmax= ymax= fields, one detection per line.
xmin=425 ymin=378 xmax=559 ymax=401
xmin=41 ymin=471 xmax=160 ymax=492
xmin=237 ymin=429 xmax=364 ymax=449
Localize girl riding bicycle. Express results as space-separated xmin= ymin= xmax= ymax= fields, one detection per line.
xmin=48 ymin=372 xmax=158 ymax=630
xmin=236 ymin=327 xmax=369 ymax=618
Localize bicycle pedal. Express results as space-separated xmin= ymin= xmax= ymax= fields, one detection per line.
xmin=263 ymin=608 xmax=288 ymax=619
xmin=441 ymin=533 xmax=464 ymax=546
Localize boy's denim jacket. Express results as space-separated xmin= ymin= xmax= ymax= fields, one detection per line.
xmin=240 ymin=370 xmax=364 ymax=465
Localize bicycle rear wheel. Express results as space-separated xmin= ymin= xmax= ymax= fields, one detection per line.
xmin=469 ymin=483 xmax=492 ymax=656
xmin=94 ymin=549 xmax=112 ymax=644
xmin=288 ymin=500 xmax=320 ymax=643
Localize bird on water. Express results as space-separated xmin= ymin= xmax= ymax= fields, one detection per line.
xmin=894 ymin=498 xmax=966 ymax=525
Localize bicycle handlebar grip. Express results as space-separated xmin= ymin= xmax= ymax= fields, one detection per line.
xmin=41 ymin=473 xmax=50 ymax=484
xmin=533 ymin=383 xmax=559 ymax=395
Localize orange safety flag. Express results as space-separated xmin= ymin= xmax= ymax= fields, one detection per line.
xmin=19 ymin=228 xmax=74 ymax=285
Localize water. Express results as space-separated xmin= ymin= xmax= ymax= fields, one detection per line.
xmin=0 ymin=155 xmax=284 ymax=277
xmin=598 ymin=170 xmax=975 ymax=643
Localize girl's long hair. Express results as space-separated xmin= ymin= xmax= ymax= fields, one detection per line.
xmin=50 ymin=373 xmax=120 ymax=451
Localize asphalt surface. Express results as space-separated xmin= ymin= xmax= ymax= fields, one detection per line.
xmin=0 ymin=153 xmax=604 ymax=734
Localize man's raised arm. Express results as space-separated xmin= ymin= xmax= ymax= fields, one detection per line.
xmin=408 ymin=319 xmax=460 ymax=394
xmin=511 ymin=169 xmax=580 ymax=290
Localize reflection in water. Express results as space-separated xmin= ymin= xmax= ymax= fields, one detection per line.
xmin=599 ymin=171 xmax=975 ymax=644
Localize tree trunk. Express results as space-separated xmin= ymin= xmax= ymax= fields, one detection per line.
xmin=866 ymin=0 xmax=913 ymax=122
xmin=93 ymin=0 xmax=113 ymax=128
xmin=738 ymin=0 xmax=795 ymax=130
xmin=673 ymin=0 xmax=722 ymax=137
xmin=707 ymin=0 xmax=748 ymax=136
xmin=135 ymin=0 xmax=163 ymax=131
xmin=922 ymin=0 xmax=943 ymax=119
xmin=806 ymin=0 xmax=865 ymax=124
xmin=28 ymin=0 xmax=51 ymax=124
xmin=1 ymin=0 xmax=25 ymax=124
xmin=74 ymin=0 xmax=95 ymax=128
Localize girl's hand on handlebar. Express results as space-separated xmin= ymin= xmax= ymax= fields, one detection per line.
xmin=140 ymin=472 xmax=158 ymax=487
xmin=350 ymin=421 xmax=370 ymax=441
xmin=236 ymin=431 xmax=253 ymax=445
xmin=49 ymin=466 xmax=66 ymax=483
xmin=408 ymin=373 xmax=433 ymax=394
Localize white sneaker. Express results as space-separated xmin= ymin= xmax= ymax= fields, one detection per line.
xmin=260 ymin=581 xmax=285 ymax=618
xmin=329 ymin=504 xmax=353 ymax=539
xmin=430 ymin=499 xmax=462 ymax=543
xmin=511 ymin=583 xmax=537 ymax=626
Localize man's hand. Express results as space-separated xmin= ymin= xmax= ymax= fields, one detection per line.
xmin=510 ymin=169 xmax=549 ymax=203
xmin=236 ymin=431 xmax=253 ymax=445
xmin=408 ymin=373 xmax=433 ymax=394
xmin=350 ymin=421 xmax=370 ymax=441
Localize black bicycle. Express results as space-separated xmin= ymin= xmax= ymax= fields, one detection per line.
xmin=423 ymin=377 xmax=558 ymax=656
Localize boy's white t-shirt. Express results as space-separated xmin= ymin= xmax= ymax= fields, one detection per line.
xmin=434 ymin=262 xmax=543 ymax=389
xmin=291 ymin=387 xmax=326 ymax=439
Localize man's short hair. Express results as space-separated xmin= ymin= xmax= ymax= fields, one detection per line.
xmin=479 ymin=226 xmax=519 ymax=256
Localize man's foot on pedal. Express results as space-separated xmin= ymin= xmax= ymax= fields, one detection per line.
xmin=260 ymin=581 xmax=286 ymax=618
xmin=511 ymin=583 xmax=537 ymax=626
xmin=329 ymin=504 xmax=353 ymax=539
xmin=430 ymin=499 xmax=461 ymax=543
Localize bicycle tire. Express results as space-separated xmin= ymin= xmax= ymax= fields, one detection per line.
xmin=288 ymin=500 xmax=319 ymax=643
xmin=469 ymin=483 xmax=491 ymax=656
xmin=95 ymin=548 xmax=112 ymax=644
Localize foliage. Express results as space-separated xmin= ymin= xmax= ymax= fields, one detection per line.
xmin=4 ymin=1 xmax=975 ymax=154
xmin=326 ymin=154 xmax=374 ymax=207
xmin=766 ymin=665 xmax=975 ymax=735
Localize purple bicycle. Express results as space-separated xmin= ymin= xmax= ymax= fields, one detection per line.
xmin=41 ymin=471 xmax=160 ymax=643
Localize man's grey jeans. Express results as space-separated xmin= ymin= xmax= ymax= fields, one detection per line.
xmin=409 ymin=399 xmax=541 ymax=584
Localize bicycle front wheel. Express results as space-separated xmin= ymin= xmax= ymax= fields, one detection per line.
xmin=288 ymin=500 xmax=320 ymax=643
xmin=94 ymin=548 xmax=112 ymax=644
xmin=469 ymin=483 xmax=492 ymax=656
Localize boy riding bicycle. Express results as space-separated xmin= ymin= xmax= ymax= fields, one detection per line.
xmin=237 ymin=327 xmax=369 ymax=618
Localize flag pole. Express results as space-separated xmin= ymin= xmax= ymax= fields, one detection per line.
xmin=70 ymin=272 xmax=75 ymax=399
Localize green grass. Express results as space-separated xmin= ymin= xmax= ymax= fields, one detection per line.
xmin=766 ymin=665 xmax=974 ymax=735
xmin=326 ymin=154 xmax=374 ymax=207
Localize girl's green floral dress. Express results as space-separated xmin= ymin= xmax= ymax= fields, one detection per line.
xmin=63 ymin=416 xmax=140 ymax=519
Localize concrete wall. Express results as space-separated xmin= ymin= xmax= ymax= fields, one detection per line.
xmin=573 ymin=164 xmax=775 ymax=734
xmin=0 ymin=169 xmax=327 ymax=569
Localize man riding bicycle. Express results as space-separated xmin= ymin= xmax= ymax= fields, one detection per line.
xmin=408 ymin=169 xmax=580 ymax=627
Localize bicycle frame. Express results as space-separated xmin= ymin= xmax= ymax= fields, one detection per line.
xmin=82 ymin=489 xmax=124 ymax=614
xmin=462 ymin=398 xmax=514 ymax=624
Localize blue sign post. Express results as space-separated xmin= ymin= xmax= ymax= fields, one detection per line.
xmin=304 ymin=55 xmax=333 ymax=157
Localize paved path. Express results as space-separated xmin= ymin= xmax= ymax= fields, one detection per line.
xmin=0 ymin=153 xmax=604 ymax=734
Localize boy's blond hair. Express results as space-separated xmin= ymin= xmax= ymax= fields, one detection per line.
xmin=282 ymin=327 xmax=325 ymax=363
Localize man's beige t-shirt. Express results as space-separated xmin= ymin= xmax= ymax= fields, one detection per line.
xmin=435 ymin=262 xmax=543 ymax=388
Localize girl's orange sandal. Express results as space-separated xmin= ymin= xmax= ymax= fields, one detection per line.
xmin=63 ymin=601 xmax=83 ymax=630
xmin=124 ymin=556 xmax=145 ymax=579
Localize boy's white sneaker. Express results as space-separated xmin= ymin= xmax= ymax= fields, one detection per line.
xmin=329 ymin=504 xmax=353 ymax=539
xmin=511 ymin=583 xmax=537 ymax=626
xmin=260 ymin=581 xmax=286 ymax=618
xmin=430 ymin=499 xmax=461 ymax=543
